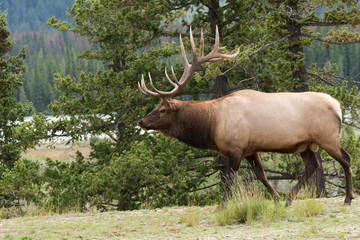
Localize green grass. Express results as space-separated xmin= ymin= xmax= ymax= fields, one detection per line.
xmin=0 ymin=197 xmax=359 ymax=239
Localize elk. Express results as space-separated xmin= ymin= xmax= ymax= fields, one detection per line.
xmin=138 ymin=27 xmax=355 ymax=206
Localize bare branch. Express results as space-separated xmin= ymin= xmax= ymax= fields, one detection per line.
xmin=223 ymin=34 xmax=292 ymax=75
xmin=325 ymin=179 xmax=345 ymax=189
xmin=189 ymin=182 xmax=220 ymax=192
xmin=342 ymin=121 xmax=360 ymax=130
xmin=306 ymin=22 xmax=348 ymax=27
xmin=307 ymin=71 xmax=340 ymax=86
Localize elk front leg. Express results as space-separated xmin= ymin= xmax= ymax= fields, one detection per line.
xmin=222 ymin=151 xmax=243 ymax=200
xmin=246 ymin=153 xmax=280 ymax=201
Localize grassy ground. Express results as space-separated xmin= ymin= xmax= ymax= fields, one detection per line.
xmin=21 ymin=141 xmax=91 ymax=163
xmin=1 ymin=197 xmax=359 ymax=239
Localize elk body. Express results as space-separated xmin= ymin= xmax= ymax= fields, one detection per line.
xmin=138 ymin=27 xmax=355 ymax=205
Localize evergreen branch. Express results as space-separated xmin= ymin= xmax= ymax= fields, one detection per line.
xmin=228 ymin=77 xmax=255 ymax=91
xmin=248 ymin=34 xmax=293 ymax=57
xmin=169 ymin=2 xmax=193 ymax=11
xmin=302 ymin=33 xmax=360 ymax=45
xmin=223 ymin=34 xmax=293 ymax=75
xmin=306 ymin=22 xmax=348 ymax=27
xmin=307 ymin=71 xmax=340 ymax=86
xmin=263 ymin=0 xmax=325 ymax=19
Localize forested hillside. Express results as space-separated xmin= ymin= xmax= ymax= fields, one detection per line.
xmin=305 ymin=26 xmax=360 ymax=87
xmin=1 ymin=0 xmax=360 ymax=112
xmin=0 ymin=0 xmax=74 ymax=33
xmin=1 ymin=0 xmax=102 ymax=113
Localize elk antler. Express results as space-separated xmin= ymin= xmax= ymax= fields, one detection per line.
xmin=138 ymin=26 xmax=240 ymax=98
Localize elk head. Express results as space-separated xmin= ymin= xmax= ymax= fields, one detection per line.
xmin=138 ymin=26 xmax=239 ymax=131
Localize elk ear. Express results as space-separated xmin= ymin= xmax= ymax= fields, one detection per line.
xmin=162 ymin=98 xmax=179 ymax=112
xmin=168 ymin=101 xmax=179 ymax=112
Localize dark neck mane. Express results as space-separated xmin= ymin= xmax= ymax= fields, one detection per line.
xmin=160 ymin=102 xmax=218 ymax=150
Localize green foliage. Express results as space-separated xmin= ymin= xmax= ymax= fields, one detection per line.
xmin=0 ymin=12 xmax=47 ymax=168
xmin=0 ymin=135 xmax=220 ymax=216
xmin=42 ymin=155 xmax=92 ymax=213
xmin=110 ymin=134 xmax=219 ymax=210
xmin=0 ymin=159 xmax=43 ymax=216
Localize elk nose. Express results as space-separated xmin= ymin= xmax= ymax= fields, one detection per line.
xmin=138 ymin=119 xmax=143 ymax=127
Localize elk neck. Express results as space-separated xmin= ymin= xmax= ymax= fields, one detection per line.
xmin=159 ymin=100 xmax=219 ymax=150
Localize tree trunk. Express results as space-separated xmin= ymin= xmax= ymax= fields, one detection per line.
xmin=214 ymin=75 xmax=230 ymax=184
xmin=286 ymin=0 xmax=325 ymax=197
xmin=3 ymin=115 xmax=11 ymax=169
xmin=214 ymin=74 xmax=229 ymax=98
xmin=206 ymin=0 xmax=232 ymax=191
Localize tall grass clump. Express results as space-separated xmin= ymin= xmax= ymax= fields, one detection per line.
xmin=179 ymin=207 xmax=201 ymax=226
xmin=214 ymin=175 xmax=287 ymax=225
xmin=291 ymin=185 xmax=324 ymax=219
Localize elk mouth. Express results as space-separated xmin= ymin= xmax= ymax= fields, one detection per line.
xmin=138 ymin=119 xmax=153 ymax=131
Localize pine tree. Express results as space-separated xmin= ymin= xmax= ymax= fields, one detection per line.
xmin=0 ymin=12 xmax=33 ymax=168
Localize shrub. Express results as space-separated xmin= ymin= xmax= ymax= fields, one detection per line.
xmin=109 ymin=134 xmax=221 ymax=210
xmin=0 ymin=159 xmax=43 ymax=217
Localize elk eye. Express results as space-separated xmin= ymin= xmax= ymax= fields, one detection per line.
xmin=160 ymin=109 xmax=166 ymax=113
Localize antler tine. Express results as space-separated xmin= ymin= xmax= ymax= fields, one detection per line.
xmin=179 ymin=34 xmax=190 ymax=67
xmin=138 ymin=80 xmax=147 ymax=96
xmin=214 ymin=25 xmax=220 ymax=51
xmin=206 ymin=25 xmax=240 ymax=62
xmin=140 ymin=74 xmax=161 ymax=97
xmin=165 ymin=67 xmax=179 ymax=87
xmin=189 ymin=27 xmax=198 ymax=65
xmin=171 ymin=66 xmax=179 ymax=85
xmin=148 ymin=72 xmax=166 ymax=95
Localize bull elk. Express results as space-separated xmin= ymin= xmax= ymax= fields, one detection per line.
xmin=138 ymin=26 xmax=355 ymax=206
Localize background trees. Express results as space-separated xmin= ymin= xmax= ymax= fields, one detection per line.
xmin=0 ymin=11 xmax=32 ymax=169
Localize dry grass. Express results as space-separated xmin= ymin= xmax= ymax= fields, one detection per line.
xmin=21 ymin=141 xmax=91 ymax=163
xmin=0 ymin=197 xmax=359 ymax=239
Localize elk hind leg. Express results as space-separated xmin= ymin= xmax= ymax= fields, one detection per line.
xmin=286 ymin=147 xmax=320 ymax=206
xmin=322 ymin=146 xmax=354 ymax=205
xmin=246 ymin=153 xmax=280 ymax=201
